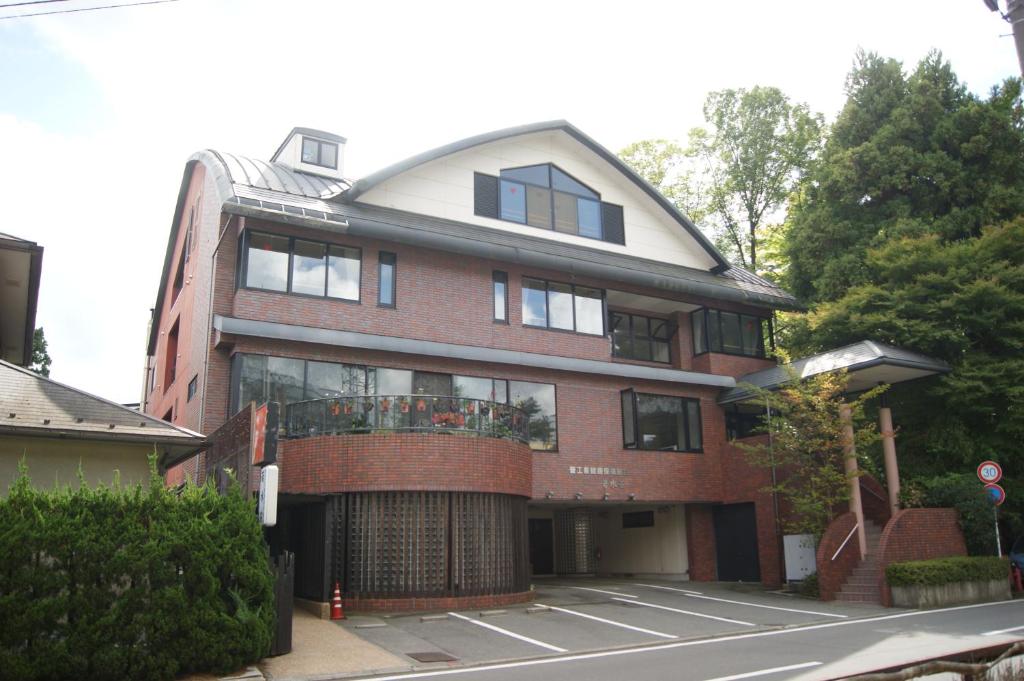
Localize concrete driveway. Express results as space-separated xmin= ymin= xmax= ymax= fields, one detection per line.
xmin=338 ymin=578 xmax=890 ymax=669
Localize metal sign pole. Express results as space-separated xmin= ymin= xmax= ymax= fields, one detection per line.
xmin=995 ymin=506 xmax=1002 ymax=557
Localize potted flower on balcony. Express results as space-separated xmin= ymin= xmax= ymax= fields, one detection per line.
xmin=380 ymin=397 xmax=391 ymax=413
xmin=399 ymin=397 xmax=410 ymax=413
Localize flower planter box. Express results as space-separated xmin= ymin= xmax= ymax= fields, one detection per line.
xmin=890 ymin=579 xmax=1010 ymax=608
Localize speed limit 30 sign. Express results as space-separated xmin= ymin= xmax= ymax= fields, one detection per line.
xmin=977 ymin=461 xmax=1003 ymax=484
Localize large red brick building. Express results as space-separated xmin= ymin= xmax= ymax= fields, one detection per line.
xmin=144 ymin=121 xmax=805 ymax=610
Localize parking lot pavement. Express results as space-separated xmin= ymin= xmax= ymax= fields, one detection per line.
xmin=339 ymin=579 xmax=893 ymax=669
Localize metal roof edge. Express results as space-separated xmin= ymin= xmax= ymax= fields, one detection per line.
xmin=213 ymin=315 xmax=736 ymax=389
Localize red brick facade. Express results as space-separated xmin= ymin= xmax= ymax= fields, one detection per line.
xmin=147 ymin=150 xmax=794 ymax=608
xmin=280 ymin=433 xmax=532 ymax=497
xmin=344 ymin=590 xmax=534 ymax=614
xmin=816 ymin=511 xmax=859 ymax=601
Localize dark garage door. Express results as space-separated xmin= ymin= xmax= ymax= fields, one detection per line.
xmin=712 ymin=503 xmax=761 ymax=582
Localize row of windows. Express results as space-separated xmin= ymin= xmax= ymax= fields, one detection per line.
xmin=497 ymin=164 xmax=603 ymax=240
xmin=229 ymin=354 xmax=558 ymax=451
xmin=241 ymin=232 xmax=396 ymax=307
xmin=240 ymin=231 xmax=769 ymax=363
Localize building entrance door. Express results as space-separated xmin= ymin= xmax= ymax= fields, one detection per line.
xmin=528 ymin=518 xmax=554 ymax=575
xmin=712 ymin=503 xmax=761 ymax=582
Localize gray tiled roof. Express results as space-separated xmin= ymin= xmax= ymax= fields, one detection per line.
xmin=718 ymin=340 xmax=952 ymax=404
xmin=0 ymin=359 xmax=205 ymax=444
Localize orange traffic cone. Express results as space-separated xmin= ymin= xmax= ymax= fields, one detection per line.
xmin=331 ymin=581 xmax=345 ymax=620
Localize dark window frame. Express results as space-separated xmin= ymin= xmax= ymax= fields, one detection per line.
xmin=622 ymin=510 xmax=655 ymax=529
xmin=521 ymin=276 xmax=606 ymax=336
xmin=620 ymin=389 xmax=703 ymax=453
xmin=187 ymin=375 xmax=198 ymax=402
xmin=690 ymin=308 xmax=772 ymax=359
xmin=378 ymin=251 xmax=397 ymax=308
xmin=300 ymin=136 xmax=339 ymax=169
xmin=496 ymin=163 xmax=604 ymax=241
xmin=609 ymin=311 xmax=674 ymax=364
xmin=493 ymin=270 xmax=509 ymax=324
xmin=725 ymin=402 xmax=768 ymax=440
xmin=238 ymin=230 xmax=362 ymax=303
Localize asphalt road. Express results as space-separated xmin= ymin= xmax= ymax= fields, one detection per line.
xmin=345 ymin=597 xmax=1024 ymax=681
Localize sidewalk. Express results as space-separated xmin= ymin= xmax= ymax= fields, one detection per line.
xmin=260 ymin=610 xmax=405 ymax=681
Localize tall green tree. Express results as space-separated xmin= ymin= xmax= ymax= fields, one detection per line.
xmin=29 ymin=327 xmax=51 ymax=377
xmin=619 ymin=87 xmax=822 ymax=273
xmin=784 ymin=50 xmax=1024 ymax=304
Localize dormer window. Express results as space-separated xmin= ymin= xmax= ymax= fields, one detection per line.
xmin=301 ymin=136 xmax=338 ymax=169
xmin=474 ymin=165 xmax=625 ymax=245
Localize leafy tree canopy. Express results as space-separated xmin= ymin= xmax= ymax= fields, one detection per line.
xmin=785 ymin=50 xmax=1024 ymax=303
xmin=29 ymin=327 xmax=51 ymax=377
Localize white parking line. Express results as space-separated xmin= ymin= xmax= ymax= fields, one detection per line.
xmin=636 ymin=583 xmax=703 ymax=595
xmin=705 ymin=661 xmax=822 ymax=681
xmin=613 ymin=597 xmax=755 ymax=626
xmin=448 ymin=612 xmax=566 ymax=653
xmin=983 ymin=624 xmax=1024 ymax=636
xmin=540 ymin=603 xmax=678 ymax=639
xmin=635 ymin=583 xmax=848 ymax=619
xmin=570 ymin=586 xmax=639 ymax=598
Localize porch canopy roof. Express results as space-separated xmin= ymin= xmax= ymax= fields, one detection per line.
xmin=718 ymin=340 xmax=951 ymax=405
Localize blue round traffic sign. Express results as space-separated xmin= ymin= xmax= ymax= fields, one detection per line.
xmin=983 ymin=483 xmax=1006 ymax=506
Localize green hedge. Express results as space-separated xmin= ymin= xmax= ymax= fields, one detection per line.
xmin=0 ymin=461 xmax=274 ymax=681
xmin=886 ymin=556 xmax=1009 ymax=587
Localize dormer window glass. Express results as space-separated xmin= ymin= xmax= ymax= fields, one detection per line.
xmin=495 ymin=164 xmax=603 ymax=240
xmin=301 ymin=136 xmax=338 ymax=169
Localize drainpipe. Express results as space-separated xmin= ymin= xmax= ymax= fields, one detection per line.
xmin=878 ymin=390 xmax=900 ymax=518
xmin=840 ymin=403 xmax=867 ymax=559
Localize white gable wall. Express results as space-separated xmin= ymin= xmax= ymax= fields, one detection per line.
xmin=356 ymin=131 xmax=718 ymax=270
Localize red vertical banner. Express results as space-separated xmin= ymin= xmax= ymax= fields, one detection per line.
xmin=253 ymin=403 xmax=268 ymax=465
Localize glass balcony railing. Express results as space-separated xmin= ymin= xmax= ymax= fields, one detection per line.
xmin=285 ymin=394 xmax=531 ymax=443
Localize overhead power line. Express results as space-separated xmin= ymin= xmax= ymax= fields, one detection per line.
xmin=0 ymin=0 xmax=179 ymax=20
xmin=0 ymin=1 xmax=72 ymax=8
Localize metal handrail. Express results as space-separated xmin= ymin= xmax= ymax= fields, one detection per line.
xmin=859 ymin=477 xmax=886 ymax=502
xmin=831 ymin=523 xmax=860 ymax=562
xmin=284 ymin=394 xmax=533 ymax=444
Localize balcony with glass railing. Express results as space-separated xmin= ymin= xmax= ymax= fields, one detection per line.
xmin=285 ymin=394 xmax=531 ymax=443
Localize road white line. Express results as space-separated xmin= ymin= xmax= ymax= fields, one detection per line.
xmin=613 ymin=597 xmax=755 ymax=626
xmin=348 ymin=599 xmax=1023 ymax=680
xmin=541 ymin=603 xmax=678 ymax=639
xmin=447 ymin=612 xmax=566 ymax=653
xmin=983 ymin=624 xmax=1024 ymax=636
xmin=636 ymin=583 xmax=703 ymax=595
xmin=635 ymin=584 xmax=847 ymax=619
xmin=704 ymin=661 xmax=822 ymax=681
xmin=570 ymin=586 xmax=639 ymax=598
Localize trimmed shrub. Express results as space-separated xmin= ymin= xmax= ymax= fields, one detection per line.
xmin=0 ymin=461 xmax=274 ymax=681
xmin=886 ymin=555 xmax=1009 ymax=587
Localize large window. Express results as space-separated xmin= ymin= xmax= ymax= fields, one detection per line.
xmin=692 ymin=308 xmax=770 ymax=358
xmin=522 ymin=278 xmax=604 ymax=336
xmin=621 ymin=390 xmax=702 ymax=452
xmin=475 ymin=170 xmax=625 ymax=245
xmin=301 ymin=136 xmax=338 ymax=169
xmin=242 ymin=231 xmax=360 ymax=301
xmin=510 ymin=380 xmax=557 ymax=450
xmin=229 ymin=355 xmax=556 ymax=451
xmin=610 ymin=312 xmax=672 ymax=363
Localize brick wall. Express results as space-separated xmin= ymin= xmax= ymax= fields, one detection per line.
xmin=859 ymin=474 xmax=892 ymax=527
xmin=343 ymin=590 xmax=533 ymax=614
xmin=816 ymin=511 xmax=859 ymax=601
xmin=685 ymin=504 xmax=716 ymax=581
xmin=280 ymin=433 xmax=532 ymax=497
xmin=876 ymin=508 xmax=967 ymax=606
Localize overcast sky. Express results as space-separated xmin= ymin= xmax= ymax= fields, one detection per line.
xmin=0 ymin=0 xmax=1019 ymax=405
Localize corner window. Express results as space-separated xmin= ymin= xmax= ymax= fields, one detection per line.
xmin=493 ymin=271 xmax=508 ymax=323
xmin=725 ymin=402 xmax=767 ymax=440
xmin=475 ymin=169 xmax=625 ymax=245
xmin=521 ymin=277 xmax=605 ymax=335
xmin=378 ymin=251 xmax=396 ymax=307
xmin=691 ymin=308 xmax=770 ymax=358
xmin=301 ymin=136 xmax=338 ymax=169
xmin=610 ymin=312 xmax=672 ymax=363
xmin=242 ymin=231 xmax=361 ymax=301
xmin=621 ymin=390 xmax=702 ymax=452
